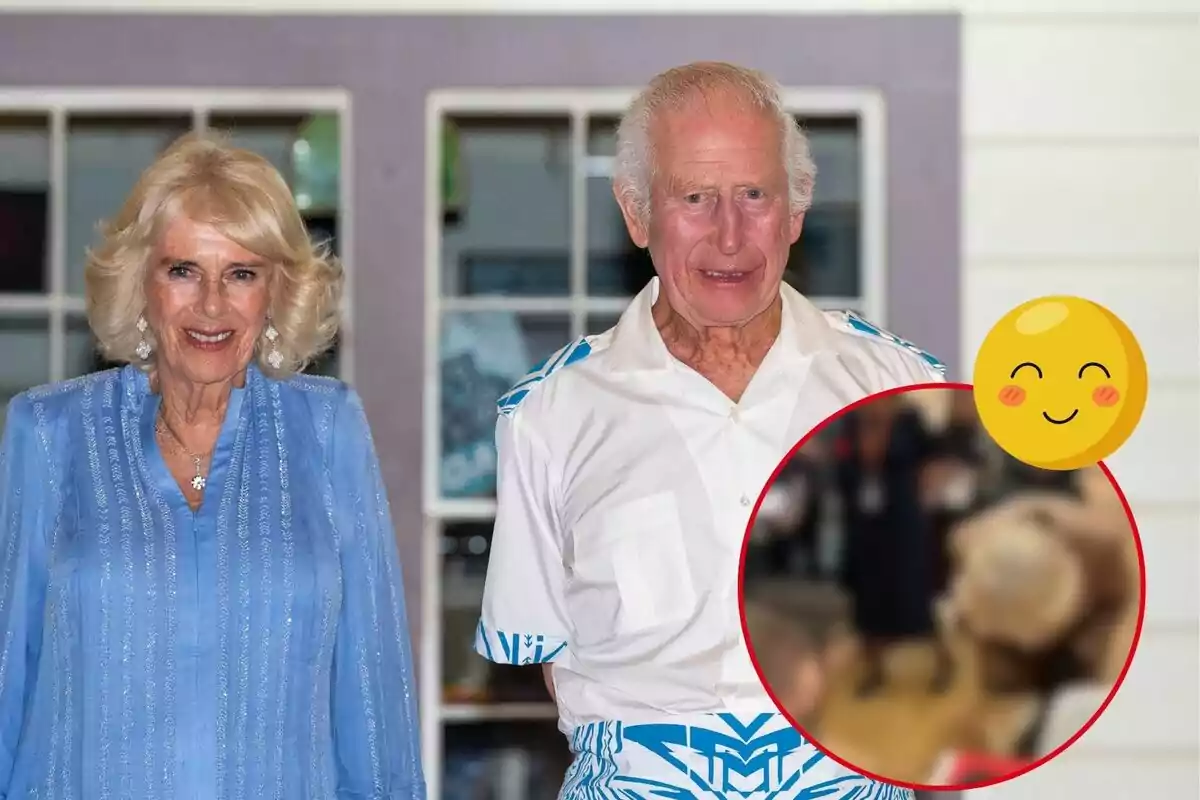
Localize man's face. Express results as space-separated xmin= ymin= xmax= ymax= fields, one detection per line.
xmin=617 ymin=93 xmax=804 ymax=329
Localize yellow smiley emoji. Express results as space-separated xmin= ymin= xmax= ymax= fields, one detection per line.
xmin=973 ymin=296 xmax=1148 ymax=471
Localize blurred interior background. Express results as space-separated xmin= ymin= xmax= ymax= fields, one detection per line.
xmin=0 ymin=3 xmax=1196 ymax=800
xmin=743 ymin=387 xmax=1141 ymax=788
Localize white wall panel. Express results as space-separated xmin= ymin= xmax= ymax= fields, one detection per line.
xmin=975 ymin=752 xmax=1200 ymax=799
xmin=965 ymin=145 xmax=1199 ymax=261
xmin=1103 ymin=385 xmax=1200 ymax=506
xmin=963 ymin=263 xmax=1200 ymax=382
xmin=1135 ymin=506 xmax=1200 ymax=629
xmin=1077 ymin=630 xmax=1200 ymax=751
xmin=965 ymin=22 xmax=1200 ymax=139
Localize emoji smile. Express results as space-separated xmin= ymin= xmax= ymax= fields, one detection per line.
xmin=1042 ymin=409 xmax=1079 ymax=425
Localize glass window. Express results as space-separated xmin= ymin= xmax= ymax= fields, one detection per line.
xmin=786 ymin=116 xmax=861 ymax=298
xmin=586 ymin=313 xmax=621 ymax=335
xmin=207 ymin=113 xmax=303 ymax=186
xmin=440 ymin=116 xmax=572 ymax=298
xmin=66 ymin=313 xmax=116 ymax=378
xmin=65 ymin=114 xmax=192 ymax=296
xmin=584 ymin=116 xmax=655 ymax=297
xmin=0 ymin=315 xmax=50 ymax=430
xmin=0 ymin=114 xmax=50 ymax=295
xmin=439 ymin=312 xmax=570 ymax=499
xmin=443 ymin=720 xmax=571 ymax=800
xmin=208 ymin=112 xmax=341 ymax=258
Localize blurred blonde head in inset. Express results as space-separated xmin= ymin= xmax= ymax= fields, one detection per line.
xmin=85 ymin=131 xmax=342 ymax=379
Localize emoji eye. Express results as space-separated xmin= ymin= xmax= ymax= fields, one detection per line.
xmin=1079 ymin=361 xmax=1111 ymax=379
xmin=1010 ymin=362 xmax=1043 ymax=379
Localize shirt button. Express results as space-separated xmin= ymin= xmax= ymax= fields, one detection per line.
xmin=729 ymin=407 xmax=740 ymax=422
xmin=740 ymin=495 xmax=751 ymax=507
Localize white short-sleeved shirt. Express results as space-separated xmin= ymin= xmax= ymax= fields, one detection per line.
xmin=475 ymin=278 xmax=945 ymax=799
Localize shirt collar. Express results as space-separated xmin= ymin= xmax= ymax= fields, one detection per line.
xmin=606 ymin=276 xmax=834 ymax=374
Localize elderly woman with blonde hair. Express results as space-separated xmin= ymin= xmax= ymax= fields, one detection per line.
xmin=0 ymin=133 xmax=425 ymax=799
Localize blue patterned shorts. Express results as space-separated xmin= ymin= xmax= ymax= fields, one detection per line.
xmin=559 ymin=712 xmax=914 ymax=799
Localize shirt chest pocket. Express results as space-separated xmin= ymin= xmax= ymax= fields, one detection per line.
xmin=572 ymin=492 xmax=697 ymax=641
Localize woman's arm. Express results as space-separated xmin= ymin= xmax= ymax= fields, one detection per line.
xmin=0 ymin=396 xmax=52 ymax=796
xmin=327 ymin=389 xmax=426 ymax=800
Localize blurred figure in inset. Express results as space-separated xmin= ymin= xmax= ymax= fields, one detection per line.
xmin=922 ymin=390 xmax=987 ymax=599
xmin=983 ymin=429 xmax=1079 ymax=506
xmin=834 ymin=395 xmax=953 ymax=697
xmin=751 ymin=439 xmax=827 ymax=579
xmin=743 ymin=602 xmax=830 ymax=729
xmin=941 ymin=465 xmax=1137 ymax=754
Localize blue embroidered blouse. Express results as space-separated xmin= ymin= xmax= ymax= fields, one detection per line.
xmin=0 ymin=364 xmax=425 ymax=800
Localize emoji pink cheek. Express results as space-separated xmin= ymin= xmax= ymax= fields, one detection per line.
xmin=1093 ymin=385 xmax=1121 ymax=407
xmin=998 ymin=385 xmax=1026 ymax=407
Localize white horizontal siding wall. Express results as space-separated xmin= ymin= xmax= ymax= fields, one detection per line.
xmin=962 ymin=13 xmax=1200 ymax=798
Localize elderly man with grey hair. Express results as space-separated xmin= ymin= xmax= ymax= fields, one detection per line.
xmin=474 ymin=61 xmax=944 ymax=798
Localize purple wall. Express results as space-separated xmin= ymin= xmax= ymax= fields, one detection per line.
xmin=0 ymin=12 xmax=962 ymax=698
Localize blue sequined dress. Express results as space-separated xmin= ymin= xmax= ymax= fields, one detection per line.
xmin=0 ymin=364 xmax=425 ymax=800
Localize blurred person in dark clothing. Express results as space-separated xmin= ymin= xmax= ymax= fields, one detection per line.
xmin=983 ymin=435 xmax=1081 ymax=506
xmin=923 ymin=390 xmax=988 ymax=598
xmin=755 ymin=442 xmax=827 ymax=579
xmin=834 ymin=396 xmax=953 ymax=697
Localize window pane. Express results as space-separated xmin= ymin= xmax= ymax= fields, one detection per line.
xmin=204 ymin=113 xmax=342 ymax=259
xmin=208 ymin=113 xmax=303 ymax=188
xmin=304 ymin=333 xmax=341 ymax=379
xmin=66 ymin=114 xmax=192 ymax=296
xmin=0 ymin=115 xmax=50 ymax=294
xmin=65 ymin=313 xmax=120 ymax=378
xmin=584 ymin=116 xmax=654 ymax=297
xmin=0 ymin=315 xmax=50 ymax=430
xmin=439 ymin=312 xmax=570 ymax=499
xmin=442 ymin=518 xmax=494 ymax=702
xmin=440 ymin=117 xmax=571 ymax=297
xmin=443 ymin=720 xmax=571 ymax=799
xmin=786 ymin=116 xmax=861 ymax=298
xmin=585 ymin=314 xmax=621 ymax=336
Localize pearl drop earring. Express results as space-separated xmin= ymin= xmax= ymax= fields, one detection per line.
xmin=135 ymin=316 xmax=152 ymax=361
xmin=264 ymin=323 xmax=283 ymax=370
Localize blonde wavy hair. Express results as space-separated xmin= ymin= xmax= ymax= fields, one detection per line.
xmin=85 ymin=131 xmax=343 ymax=377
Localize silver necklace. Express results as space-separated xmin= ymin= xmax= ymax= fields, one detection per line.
xmin=155 ymin=413 xmax=212 ymax=492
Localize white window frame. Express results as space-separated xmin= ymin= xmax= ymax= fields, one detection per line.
xmin=0 ymin=88 xmax=355 ymax=385
xmin=421 ymin=87 xmax=886 ymax=795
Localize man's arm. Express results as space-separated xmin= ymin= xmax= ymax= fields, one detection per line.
xmin=474 ymin=411 xmax=572 ymax=675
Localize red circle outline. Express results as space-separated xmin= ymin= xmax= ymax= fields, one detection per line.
xmin=736 ymin=381 xmax=1147 ymax=792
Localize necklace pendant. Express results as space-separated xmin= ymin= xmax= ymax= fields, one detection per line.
xmin=191 ymin=474 xmax=206 ymax=492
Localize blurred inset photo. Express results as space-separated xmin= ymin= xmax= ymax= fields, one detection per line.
xmin=740 ymin=384 xmax=1144 ymax=791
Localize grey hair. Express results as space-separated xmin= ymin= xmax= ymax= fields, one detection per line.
xmin=613 ymin=61 xmax=817 ymax=225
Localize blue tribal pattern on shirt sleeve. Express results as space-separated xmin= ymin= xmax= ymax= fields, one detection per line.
xmin=838 ymin=310 xmax=947 ymax=376
xmin=474 ymin=620 xmax=568 ymax=665
xmin=497 ymin=337 xmax=594 ymax=417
